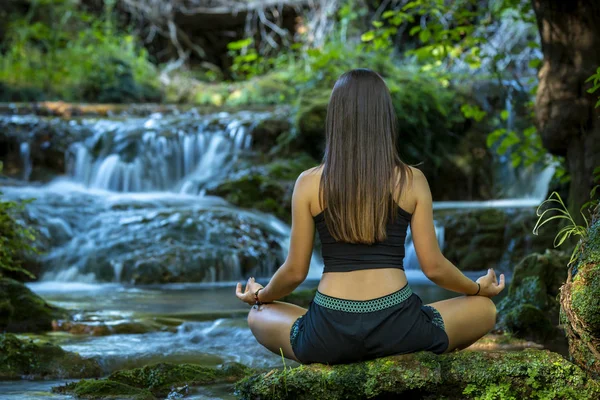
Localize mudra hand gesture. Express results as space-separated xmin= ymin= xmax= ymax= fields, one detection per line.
xmin=236 ymin=277 xmax=264 ymax=306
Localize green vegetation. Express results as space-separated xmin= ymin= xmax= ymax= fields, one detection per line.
xmin=235 ymin=349 xmax=600 ymax=400
xmin=0 ymin=276 xmax=70 ymax=333
xmin=496 ymin=250 xmax=568 ymax=343
xmin=0 ymin=0 xmax=159 ymax=102
xmin=0 ymin=162 xmax=39 ymax=279
xmin=0 ymin=333 xmax=102 ymax=379
xmin=52 ymin=361 xmax=253 ymax=399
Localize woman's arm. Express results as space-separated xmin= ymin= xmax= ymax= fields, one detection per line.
xmin=249 ymin=171 xmax=316 ymax=304
xmin=409 ymin=169 xmax=504 ymax=297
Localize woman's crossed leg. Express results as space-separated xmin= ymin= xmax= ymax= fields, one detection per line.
xmin=246 ymin=294 xmax=496 ymax=362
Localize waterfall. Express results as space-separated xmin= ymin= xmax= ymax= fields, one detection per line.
xmin=2 ymin=109 xmax=325 ymax=284
xmin=65 ymin=111 xmax=261 ymax=194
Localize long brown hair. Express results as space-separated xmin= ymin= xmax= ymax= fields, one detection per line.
xmin=319 ymin=68 xmax=412 ymax=244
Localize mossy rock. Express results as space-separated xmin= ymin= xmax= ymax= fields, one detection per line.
xmin=0 ymin=333 xmax=102 ymax=380
xmin=438 ymin=208 xmax=557 ymax=273
xmin=561 ymin=217 xmax=600 ymax=377
xmin=51 ymin=380 xmax=155 ymax=400
xmin=235 ymin=349 xmax=600 ymax=400
xmin=0 ymin=277 xmax=71 ymax=333
xmin=53 ymin=361 xmax=253 ymax=399
xmin=205 ymin=154 xmax=318 ymax=223
xmin=496 ymin=250 xmax=568 ymax=344
xmin=500 ymin=303 xmax=556 ymax=342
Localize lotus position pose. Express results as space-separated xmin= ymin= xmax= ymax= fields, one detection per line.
xmin=235 ymin=68 xmax=505 ymax=364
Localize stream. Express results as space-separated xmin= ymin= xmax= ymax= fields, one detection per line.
xmin=0 ymin=108 xmax=551 ymax=399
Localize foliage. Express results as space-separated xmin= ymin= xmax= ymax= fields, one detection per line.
xmin=0 ymin=0 xmax=160 ymax=102
xmin=0 ymin=162 xmax=39 ymax=279
xmin=533 ymin=167 xmax=600 ymax=266
xmin=360 ymin=0 xmax=557 ymax=178
xmin=586 ymin=66 xmax=600 ymax=108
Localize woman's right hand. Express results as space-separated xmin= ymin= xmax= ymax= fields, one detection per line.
xmin=475 ymin=268 xmax=505 ymax=297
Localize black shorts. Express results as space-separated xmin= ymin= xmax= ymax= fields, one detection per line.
xmin=289 ymin=283 xmax=449 ymax=364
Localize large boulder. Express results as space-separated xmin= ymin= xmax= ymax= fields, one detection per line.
xmin=438 ymin=208 xmax=557 ymax=272
xmin=561 ymin=216 xmax=600 ymax=377
xmin=205 ymin=153 xmax=318 ymax=224
xmin=0 ymin=277 xmax=70 ymax=333
xmin=235 ymin=350 xmax=600 ymax=400
xmin=52 ymin=361 xmax=253 ymax=399
xmin=0 ymin=333 xmax=102 ymax=380
xmin=496 ymin=250 xmax=569 ymax=347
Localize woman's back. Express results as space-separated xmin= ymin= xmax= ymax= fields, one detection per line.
xmin=304 ymin=164 xmax=417 ymax=300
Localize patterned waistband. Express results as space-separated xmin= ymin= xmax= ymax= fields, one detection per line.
xmin=313 ymin=284 xmax=413 ymax=313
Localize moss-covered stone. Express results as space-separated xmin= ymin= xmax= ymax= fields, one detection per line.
xmin=570 ymin=262 xmax=600 ymax=336
xmin=53 ymin=361 xmax=253 ymax=399
xmin=235 ymin=349 xmax=600 ymax=400
xmin=0 ymin=333 xmax=102 ymax=380
xmin=560 ymin=216 xmax=600 ymax=377
xmin=0 ymin=277 xmax=71 ymax=333
xmin=52 ymin=379 xmax=155 ymax=400
xmin=557 ymin=215 xmax=600 ymax=377
xmin=205 ymin=153 xmax=318 ymax=223
xmin=496 ymin=250 xmax=568 ymax=344
xmin=438 ymin=208 xmax=558 ymax=272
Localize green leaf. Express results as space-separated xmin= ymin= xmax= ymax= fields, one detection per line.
xmin=372 ymin=20 xmax=383 ymax=28
xmin=511 ymin=154 xmax=522 ymax=168
xmin=361 ymin=31 xmax=375 ymax=42
xmin=486 ymin=128 xmax=506 ymax=148
xmin=227 ymin=38 xmax=253 ymax=50
xmin=528 ymin=58 xmax=542 ymax=69
xmin=419 ymin=29 xmax=431 ymax=43
xmin=500 ymin=110 xmax=509 ymax=121
xmin=409 ymin=26 xmax=421 ymax=36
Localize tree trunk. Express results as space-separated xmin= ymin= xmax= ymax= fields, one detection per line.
xmin=532 ymin=0 xmax=600 ymax=218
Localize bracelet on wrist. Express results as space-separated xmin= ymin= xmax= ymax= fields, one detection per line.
xmin=254 ymin=287 xmax=264 ymax=305
xmin=469 ymin=282 xmax=481 ymax=296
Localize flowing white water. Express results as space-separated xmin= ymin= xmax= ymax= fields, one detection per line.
xmin=3 ymin=110 xmax=326 ymax=283
xmin=65 ymin=111 xmax=259 ymax=193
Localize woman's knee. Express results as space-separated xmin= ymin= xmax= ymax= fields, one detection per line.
xmin=472 ymin=296 xmax=497 ymax=330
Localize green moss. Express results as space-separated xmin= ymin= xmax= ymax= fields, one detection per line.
xmin=580 ymin=219 xmax=600 ymax=265
xmin=0 ymin=333 xmax=103 ymax=380
xmin=498 ymin=304 xmax=556 ymax=342
xmin=495 ymin=251 xmax=568 ymax=343
xmin=563 ymin=218 xmax=600 ymax=377
xmin=571 ymin=262 xmax=600 ymax=335
xmin=0 ymin=277 xmax=71 ymax=333
xmin=235 ymin=350 xmax=600 ymax=400
xmin=205 ymin=153 xmax=318 ymax=223
xmin=52 ymin=379 xmax=155 ymax=400
xmin=54 ymin=361 xmax=252 ymax=398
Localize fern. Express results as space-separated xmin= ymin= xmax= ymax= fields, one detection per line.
xmin=533 ymin=159 xmax=600 ymax=266
xmin=533 ymin=192 xmax=588 ymax=266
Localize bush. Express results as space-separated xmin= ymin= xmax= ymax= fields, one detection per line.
xmin=0 ymin=0 xmax=160 ymax=102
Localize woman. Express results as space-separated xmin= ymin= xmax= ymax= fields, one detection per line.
xmin=235 ymin=68 xmax=505 ymax=364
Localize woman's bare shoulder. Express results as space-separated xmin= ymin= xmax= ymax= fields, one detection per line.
xmin=406 ymin=166 xmax=432 ymax=201
xmin=296 ymin=165 xmax=323 ymax=211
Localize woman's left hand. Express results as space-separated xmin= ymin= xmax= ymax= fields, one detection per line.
xmin=236 ymin=277 xmax=264 ymax=306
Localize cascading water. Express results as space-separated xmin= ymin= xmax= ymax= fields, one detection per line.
xmin=66 ymin=111 xmax=254 ymax=193
xmin=2 ymin=110 xmax=324 ymax=283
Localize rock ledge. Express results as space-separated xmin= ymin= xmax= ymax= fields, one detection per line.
xmin=235 ymin=349 xmax=600 ymax=400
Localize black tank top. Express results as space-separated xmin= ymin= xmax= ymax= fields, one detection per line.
xmin=313 ymin=204 xmax=412 ymax=273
